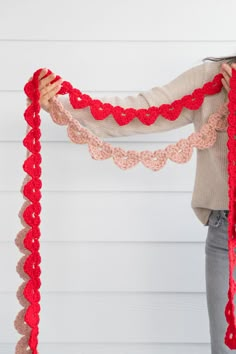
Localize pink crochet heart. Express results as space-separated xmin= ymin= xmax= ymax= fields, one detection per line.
xmin=67 ymin=120 xmax=91 ymax=144
xmin=165 ymin=139 xmax=193 ymax=163
xmin=88 ymin=141 xmax=113 ymax=160
xmin=140 ymin=150 xmax=167 ymax=171
xmin=215 ymin=113 xmax=228 ymax=131
xmin=189 ymin=124 xmax=217 ymax=149
xmin=113 ymin=147 xmax=140 ymax=169
xmin=50 ymin=101 xmax=70 ymax=125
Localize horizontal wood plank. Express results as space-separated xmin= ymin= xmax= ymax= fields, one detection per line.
xmin=0 ymin=0 xmax=235 ymax=41
xmin=2 ymin=191 xmax=204 ymax=243
xmin=1 ymin=142 xmax=196 ymax=191
xmin=0 ymin=342 xmax=211 ymax=354
xmin=0 ymin=42 xmax=233 ymax=91
xmin=1 ymin=242 xmax=206 ymax=292
xmin=0 ymin=293 xmax=211 ymax=343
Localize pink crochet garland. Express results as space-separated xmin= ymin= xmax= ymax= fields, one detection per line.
xmin=49 ymin=96 xmax=229 ymax=170
xmin=14 ymin=67 xmax=236 ymax=353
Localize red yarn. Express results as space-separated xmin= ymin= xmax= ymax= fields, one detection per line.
xmin=15 ymin=67 xmax=236 ymax=352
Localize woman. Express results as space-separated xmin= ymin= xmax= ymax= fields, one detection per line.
xmin=27 ymin=56 xmax=236 ymax=353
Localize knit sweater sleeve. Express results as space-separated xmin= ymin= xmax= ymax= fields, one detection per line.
xmin=50 ymin=61 xmax=219 ymax=138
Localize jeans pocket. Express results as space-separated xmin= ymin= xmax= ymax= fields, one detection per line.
xmin=206 ymin=210 xmax=223 ymax=228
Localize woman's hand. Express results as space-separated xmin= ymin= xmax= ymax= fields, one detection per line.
xmin=220 ymin=62 xmax=236 ymax=104
xmin=26 ymin=68 xmax=63 ymax=112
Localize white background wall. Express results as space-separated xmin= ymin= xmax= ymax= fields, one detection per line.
xmin=1 ymin=0 xmax=236 ymax=353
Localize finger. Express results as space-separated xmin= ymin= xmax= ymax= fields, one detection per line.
xmin=39 ymin=73 xmax=56 ymax=90
xmin=40 ymin=78 xmax=63 ymax=96
xmin=222 ymin=70 xmax=230 ymax=86
xmin=222 ymin=77 xmax=230 ymax=92
xmin=46 ymin=85 xmax=62 ymax=101
xmin=28 ymin=76 xmax=33 ymax=82
xmin=38 ymin=68 xmax=48 ymax=80
xmin=40 ymin=82 xmax=62 ymax=102
xmin=221 ymin=63 xmax=232 ymax=78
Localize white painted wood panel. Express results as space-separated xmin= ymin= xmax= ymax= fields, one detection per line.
xmin=1 ymin=0 xmax=230 ymax=350
xmin=1 ymin=293 xmax=210 ymax=343
xmin=1 ymin=142 xmax=196 ymax=191
xmin=0 ymin=42 xmax=235 ymax=91
xmin=0 ymin=0 xmax=235 ymax=41
xmin=0 ymin=343 xmax=211 ymax=354
xmin=1 ymin=242 xmax=206 ymax=292
xmin=0 ymin=191 xmax=205 ymax=243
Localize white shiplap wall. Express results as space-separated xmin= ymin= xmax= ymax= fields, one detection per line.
xmin=1 ymin=0 xmax=236 ymax=353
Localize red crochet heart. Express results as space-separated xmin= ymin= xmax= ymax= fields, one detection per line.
xmin=25 ymin=303 xmax=40 ymax=327
xmin=23 ymin=129 xmax=41 ymax=153
xmin=23 ymin=253 xmax=41 ymax=279
xmin=23 ymin=179 xmax=42 ymax=203
xmin=159 ymin=102 xmax=183 ymax=120
xmin=29 ymin=326 xmax=39 ymax=350
xmin=23 ymin=280 xmax=41 ymax=303
xmin=112 ymin=106 xmax=136 ymax=125
xmin=23 ymin=154 xmax=42 ymax=178
xmin=23 ymin=203 xmax=41 ymax=227
xmin=70 ymin=93 xmax=89 ymax=109
xmin=181 ymin=94 xmax=204 ymax=110
xmin=90 ymin=102 xmax=112 ymax=120
xmin=136 ymin=107 xmax=159 ymax=125
xmin=24 ymin=232 xmax=40 ymax=252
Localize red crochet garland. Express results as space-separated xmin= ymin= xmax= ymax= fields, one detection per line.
xmin=14 ymin=67 xmax=236 ymax=353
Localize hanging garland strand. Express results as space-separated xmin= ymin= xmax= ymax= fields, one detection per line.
xmin=224 ymin=68 xmax=236 ymax=349
xmin=14 ymin=67 xmax=236 ymax=353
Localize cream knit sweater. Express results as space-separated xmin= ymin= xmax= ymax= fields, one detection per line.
xmin=53 ymin=60 xmax=228 ymax=226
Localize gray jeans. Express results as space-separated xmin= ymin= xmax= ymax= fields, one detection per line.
xmin=205 ymin=209 xmax=236 ymax=353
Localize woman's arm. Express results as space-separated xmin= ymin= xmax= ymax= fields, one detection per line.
xmin=50 ymin=60 xmax=222 ymax=138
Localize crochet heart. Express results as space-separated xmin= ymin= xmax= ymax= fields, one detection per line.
xmin=24 ymin=280 xmax=40 ymax=303
xmin=23 ymin=129 xmax=41 ymax=153
xmin=190 ymin=124 xmax=217 ymax=149
xmin=23 ymin=203 xmax=41 ymax=227
xmin=25 ymin=303 xmax=40 ymax=327
xmin=67 ymin=120 xmax=91 ymax=144
xmin=88 ymin=141 xmax=113 ymax=160
xmin=113 ymin=147 xmax=140 ymax=169
xmin=23 ymin=179 xmax=42 ymax=203
xmin=140 ymin=150 xmax=167 ymax=171
xmin=181 ymin=93 xmax=204 ymax=110
xmin=165 ymin=139 xmax=193 ymax=163
xmin=214 ymin=113 xmax=228 ymax=131
xmin=113 ymin=106 xmax=136 ymax=125
xmin=23 ymin=253 xmax=41 ymax=279
xmin=90 ymin=102 xmax=112 ymax=120
xmin=23 ymin=154 xmax=42 ymax=178
xmin=159 ymin=101 xmax=183 ymax=120
xmin=70 ymin=92 xmax=90 ymax=109
xmin=136 ymin=107 xmax=159 ymax=125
